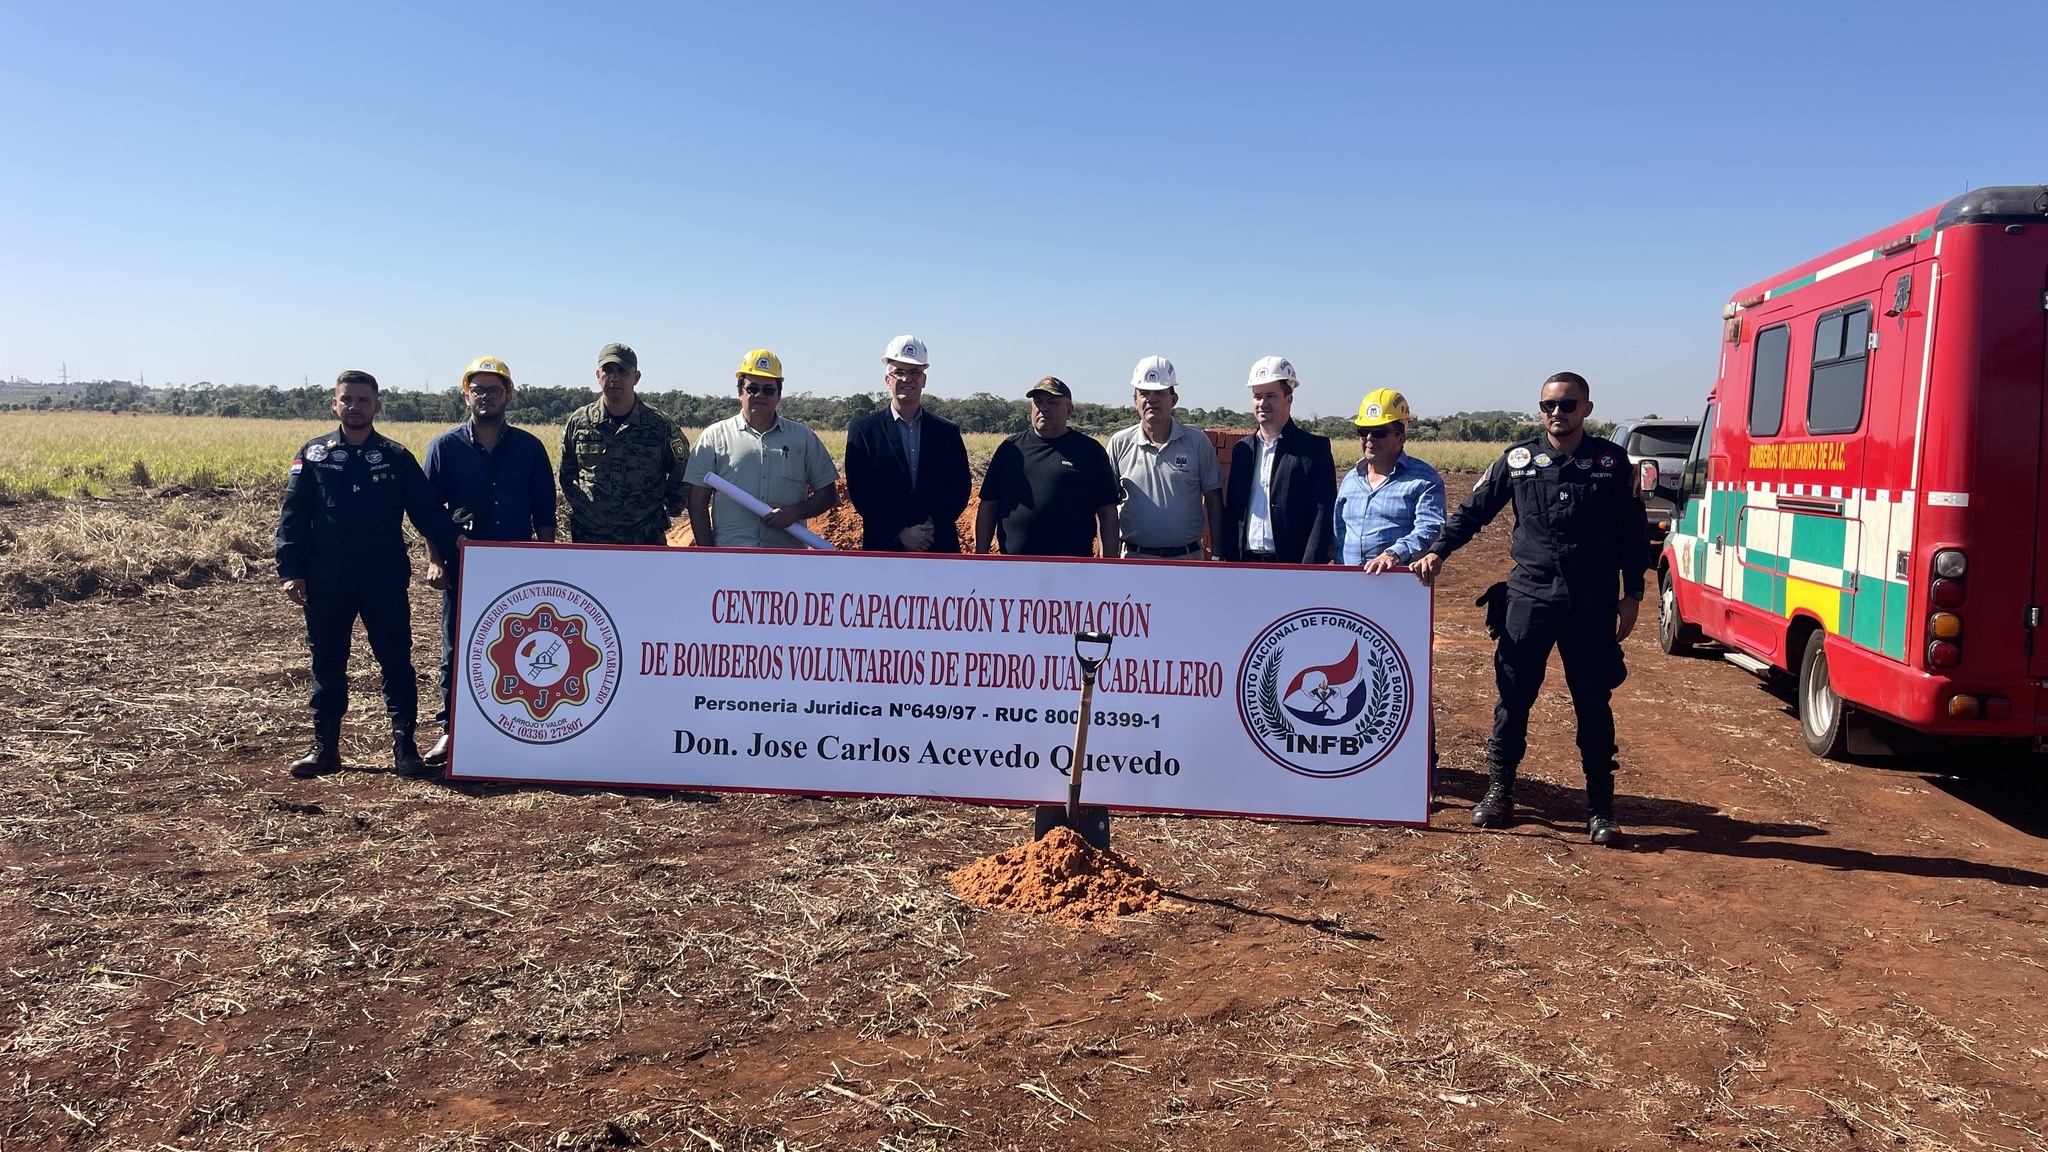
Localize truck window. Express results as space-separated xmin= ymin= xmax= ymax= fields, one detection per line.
xmin=1627 ymin=427 xmax=1695 ymax=456
xmin=1808 ymin=303 xmax=1871 ymax=434
xmin=1682 ymin=405 xmax=1715 ymax=501
xmin=1748 ymin=324 xmax=1790 ymax=437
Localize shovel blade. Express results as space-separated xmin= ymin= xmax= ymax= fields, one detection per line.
xmin=1033 ymin=804 xmax=1110 ymax=850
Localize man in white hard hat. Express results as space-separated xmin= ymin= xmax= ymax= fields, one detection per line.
xmin=1108 ymin=355 xmax=1223 ymax=559
xmin=844 ymin=335 xmax=972 ymax=552
xmin=1219 ymin=356 xmax=1335 ymax=564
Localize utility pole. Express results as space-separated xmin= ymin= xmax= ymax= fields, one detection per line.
xmin=59 ymin=362 xmax=68 ymax=386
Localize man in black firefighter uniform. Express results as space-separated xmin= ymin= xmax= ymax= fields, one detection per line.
xmin=1412 ymin=371 xmax=1647 ymax=846
xmin=276 ymin=370 xmax=462 ymax=779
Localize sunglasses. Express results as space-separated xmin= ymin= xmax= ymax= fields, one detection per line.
xmin=1359 ymin=426 xmax=1399 ymax=440
xmin=740 ymin=384 xmax=780 ymax=396
xmin=1538 ymin=398 xmax=1581 ymax=415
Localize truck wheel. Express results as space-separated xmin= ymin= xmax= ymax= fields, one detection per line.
xmin=1798 ymin=631 xmax=1850 ymax=759
xmin=1657 ymin=571 xmax=1702 ymax=656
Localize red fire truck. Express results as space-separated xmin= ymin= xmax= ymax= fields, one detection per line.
xmin=1650 ymin=185 xmax=2048 ymax=758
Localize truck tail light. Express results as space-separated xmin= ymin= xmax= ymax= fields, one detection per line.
xmin=1945 ymin=693 xmax=2012 ymax=721
xmin=1926 ymin=550 xmax=1967 ymax=671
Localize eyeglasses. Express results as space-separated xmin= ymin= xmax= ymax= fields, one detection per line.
xmin=886 ymin=367 xmax=925 ymax=381
xmin=740 ymin=384 xmax=780 ymax=396
xmin=470 ymin=386 xmax=507 ymax=399
xmin=1359 ymin=426 xmax=1399 ymax=440
xmin=1538 ymin=398 xmax=1581 ymax=415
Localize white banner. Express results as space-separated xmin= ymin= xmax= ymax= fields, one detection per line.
xmin=450 ymin=544 xmax=1433 ymax=824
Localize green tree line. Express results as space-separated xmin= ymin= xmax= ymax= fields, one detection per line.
xmin=9 ymin=382 xmax=1598 ymax=441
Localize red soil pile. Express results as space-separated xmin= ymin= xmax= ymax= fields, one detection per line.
xmin=948 ymin=825 xmax=1163 ymax=922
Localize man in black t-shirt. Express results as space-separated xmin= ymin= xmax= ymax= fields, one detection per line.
xmin=974 ymin=377 xmax=1120 ymax=557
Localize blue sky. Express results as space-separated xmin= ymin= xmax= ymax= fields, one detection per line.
xmin=3 ymin=1 xmax=2043 ymax=420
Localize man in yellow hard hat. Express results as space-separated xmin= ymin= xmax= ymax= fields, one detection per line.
xmin=684 ymin=349 xmax=840 ymax=548
xmin=1333 ymin=388 xmax=1444 ymax=571
xmin=420 ymin=356 xmax=558 ymax=770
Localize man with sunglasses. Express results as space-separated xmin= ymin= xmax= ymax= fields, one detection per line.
xmin=420 ymin=356 xmax=558 ymax=770
xmin=1413 ymin=371 xmax=1647 ymax=846
xmin=1333 ymin=388 xmax=1445 ymax=571
xmin=843 ymin=335 xmax=972 ymax=552
xmin=685 ymin=348 xmax=840 ymax=548
xmin=558 ymin=343 xmax=691 ymax=545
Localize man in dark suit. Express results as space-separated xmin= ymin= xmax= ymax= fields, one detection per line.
xmin=1219 ymin=355 xmax=1336 ymax=564
xmin=844 ymin=334 xmax=972 ymax=552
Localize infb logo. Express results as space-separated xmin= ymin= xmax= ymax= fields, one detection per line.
xmin=1238 ymin=608 xmax=1413 ymax=777
xmin=468 ymin=581 xmax=621 ymax=745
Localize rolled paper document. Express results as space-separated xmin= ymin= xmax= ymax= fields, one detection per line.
xmin=702 ymin=473 xmax=836 ymax=551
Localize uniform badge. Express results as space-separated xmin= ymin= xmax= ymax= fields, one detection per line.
xmin=1172 ymin=454 xmax=1188 ymax=469
xmin=289 ymin=458 xmax=303 ymax=475
xmin=1534 ymin=453 xmax=1553 ymax=468
xmin=365 ymin=450 xmax=384 ymax=464
xmin=1506 ymin=447 xmax=1532 ymax=468
xmin=1576 ymin=457 xmax=1593 ymax=470
xmin=305 ymin=444 xmax=328 ymax=463
xmin=1598 ymin=453 xmax=1617 ymax=469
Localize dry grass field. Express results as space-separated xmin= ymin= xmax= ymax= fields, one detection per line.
xmin=1 ymin=471 xmax=2044 ymax=1150
xmin=0 ymin=412 xmax=1505 ymax=504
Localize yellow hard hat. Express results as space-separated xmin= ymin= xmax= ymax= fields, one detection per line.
xmin=1354 ymin=388 xmax=1412 ymax=428
xmin=736 ymin=349 xmax=784 ymax=380
xmin=462 ymin=356 xmax=514 ymax=390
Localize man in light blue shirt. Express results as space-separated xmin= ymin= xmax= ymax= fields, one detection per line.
xmin=1334 ymin=388 xmax=1445 ymax=570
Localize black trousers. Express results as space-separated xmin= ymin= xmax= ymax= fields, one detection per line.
xmin=1488 ymin=593 xmax=1625 ymax=781
xmin=304 ymin=572 xmax=417 ymax=724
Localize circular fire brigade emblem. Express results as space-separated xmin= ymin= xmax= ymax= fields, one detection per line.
xmin=1238 ymin=608 xmax=1414 ymax=778
xmin=1506 ymin=447 xmax=1531 ymax=468
xmin=466 ymin=581 xmax=621 ymax=745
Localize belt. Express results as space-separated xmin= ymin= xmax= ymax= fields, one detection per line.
xmin=1125 ymin=541 xmax=1203 ymax=558
xmin=1243 ymin=550 xmax=1279 ymax=562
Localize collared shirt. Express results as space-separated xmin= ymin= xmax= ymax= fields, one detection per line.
xmin=1333 ymin=453 xmax=1447 ymax=567
xmin=683 ymin=413 xmax=839 ymax=549
xmin=892 ymin=405 xmax=924 ymax=490
xmin=1108 ymin=420 xmax=1222 ymax=548
xmin=424 ymin=421 xmax=557 ymax=543
xmin=1245 ymin=432 xmax=1279 ymax=553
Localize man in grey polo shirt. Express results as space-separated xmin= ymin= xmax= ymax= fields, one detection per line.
xmin=1108 ymin=356 xmax=1223 ymax=559
xmin=684 ymin=348 xmax=840 ymax=548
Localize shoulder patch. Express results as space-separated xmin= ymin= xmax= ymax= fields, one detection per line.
xmin=304 ymin=444 xmax=328 ymax=463
xmin=1506 ymin=447 xmax=1532 ymax=469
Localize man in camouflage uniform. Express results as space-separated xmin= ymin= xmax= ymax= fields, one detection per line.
xmin=558 ymin=343 xmax=691 ymax=545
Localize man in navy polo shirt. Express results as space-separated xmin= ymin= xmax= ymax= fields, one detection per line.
xmin=422 ymin=356 xmax=558 ymax=768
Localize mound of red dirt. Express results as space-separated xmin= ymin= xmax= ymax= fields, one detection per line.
xmin=948 ymin=825 xmax=1163 ymax=922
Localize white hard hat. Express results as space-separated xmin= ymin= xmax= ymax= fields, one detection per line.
xmin=1131 ymin=355 xmax=1178 ymax=392
xmin=1247 ymin=355 xmax=1298 ymax=387
xmin=884 ymin=334 xmax=928 ymax=366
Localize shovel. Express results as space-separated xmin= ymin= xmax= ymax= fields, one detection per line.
xmin=1034 ymin=630 xmax=1114 ymax=850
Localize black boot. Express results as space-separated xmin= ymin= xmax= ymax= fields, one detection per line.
xmin=289 ymin=717 xmax=343 ymax=779
xmin=391 ymin=717 xmax=433 ymax=777
xmin=1586 ymin=773 xmax=1621 ymax=847
xmin=1471 ymin=767 xmax=1515 ymax=828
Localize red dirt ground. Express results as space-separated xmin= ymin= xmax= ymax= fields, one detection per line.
xmin=3 ymin=474 xmax=2046 ymax=1150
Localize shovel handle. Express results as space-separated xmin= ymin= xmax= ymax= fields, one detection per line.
xmin=1067 ymin=679 xmax=1096 ymax=820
